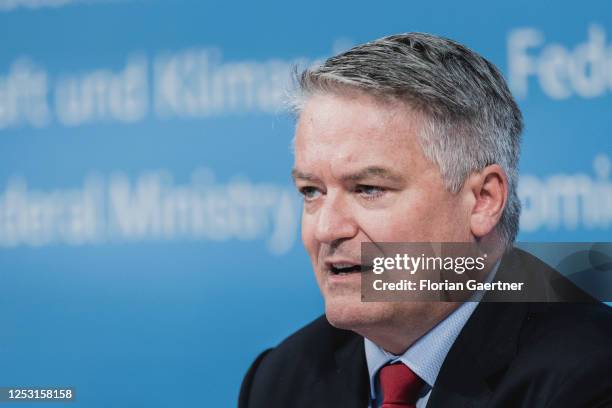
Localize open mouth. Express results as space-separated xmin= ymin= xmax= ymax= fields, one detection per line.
xmin=330 ymin=264 xmax=362 ymax=275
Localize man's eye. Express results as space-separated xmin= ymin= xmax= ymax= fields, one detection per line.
xmin=355 ymin=185 xmax=386 ymax=199
xmin=298 ymin=186 xmax=322 ymax=201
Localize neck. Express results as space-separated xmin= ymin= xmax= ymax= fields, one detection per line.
xmin=357 ymin=301 xmax=461 ymax=355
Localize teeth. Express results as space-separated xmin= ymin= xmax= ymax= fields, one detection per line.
xmin=330 ymin=263 xmax=362 ymax=275
xmin=332 ymin=263 xmax=356 ymax=269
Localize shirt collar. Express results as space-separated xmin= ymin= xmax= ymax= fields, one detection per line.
xmin=364 ymin=260 xmax=501 ymax=400
xmin=364 ymin=300 xmax=478 ymax=399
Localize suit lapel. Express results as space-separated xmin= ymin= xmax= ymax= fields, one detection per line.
xmin=426 ymin=300 xmax=527 ymax=407
xmin=333 ymin=331 xmax=370 ymax=408
xmin=427 ymin=249 xmax=533 ymax=407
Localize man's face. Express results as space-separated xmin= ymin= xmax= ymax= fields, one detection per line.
xmin=292 ymin=91 xmax=473 ymax=336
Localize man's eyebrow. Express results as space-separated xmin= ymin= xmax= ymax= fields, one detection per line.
xmin=342 ymin=166 xmax=405 ymax=183
xmin=291 ymin=166 xmax=405 ymax=183
xmin=291 ymin=169 xmax=321 ymax=183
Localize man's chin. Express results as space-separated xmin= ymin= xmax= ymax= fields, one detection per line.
xmin=323 ymin=296 xmax=392 ymax=332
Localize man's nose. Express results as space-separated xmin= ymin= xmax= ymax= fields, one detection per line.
xmin=313 ymin=192 xmax=358 ymax=244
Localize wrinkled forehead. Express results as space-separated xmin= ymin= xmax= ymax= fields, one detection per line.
xmin=292 ymin=92 xmax=432 ymax=178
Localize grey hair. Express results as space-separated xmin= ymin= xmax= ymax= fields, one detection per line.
xmin=291 ymin=32 xmax=523 ymax=246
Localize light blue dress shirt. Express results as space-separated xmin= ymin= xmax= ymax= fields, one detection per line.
xmin=365 ymin=261 xmax=500 ymax=408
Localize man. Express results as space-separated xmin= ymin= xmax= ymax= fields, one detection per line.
xmin=239 ymin=33 xmax=612 ymax=407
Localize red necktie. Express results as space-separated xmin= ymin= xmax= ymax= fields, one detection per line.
xmin=379 ymin=363 xmax=424 ymax=408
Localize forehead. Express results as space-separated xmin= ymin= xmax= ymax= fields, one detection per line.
xmin=294 ymin=92 xmax=429 ymax=175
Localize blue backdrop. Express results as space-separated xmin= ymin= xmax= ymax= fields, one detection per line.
xmin=0 ymin=1 xmax=611 ymax=407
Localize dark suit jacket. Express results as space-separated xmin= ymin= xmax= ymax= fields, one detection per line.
xmin=239 ymin=249 xmax=612 ymax=408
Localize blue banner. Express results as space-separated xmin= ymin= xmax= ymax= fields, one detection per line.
xmin=1 ymin=1 xmax=611 ymax=406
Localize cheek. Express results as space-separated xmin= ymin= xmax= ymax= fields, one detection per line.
xmin=409 ymin=194 xmax=468 ymax=241
xmin=301 ymin=213 xmax=318 ymax=258
xmin=358 ymin=195 xmax=451 ymax=242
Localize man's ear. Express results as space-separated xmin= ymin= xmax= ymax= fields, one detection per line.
xmin=467 ymin=164 xmax=508 ymax=238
